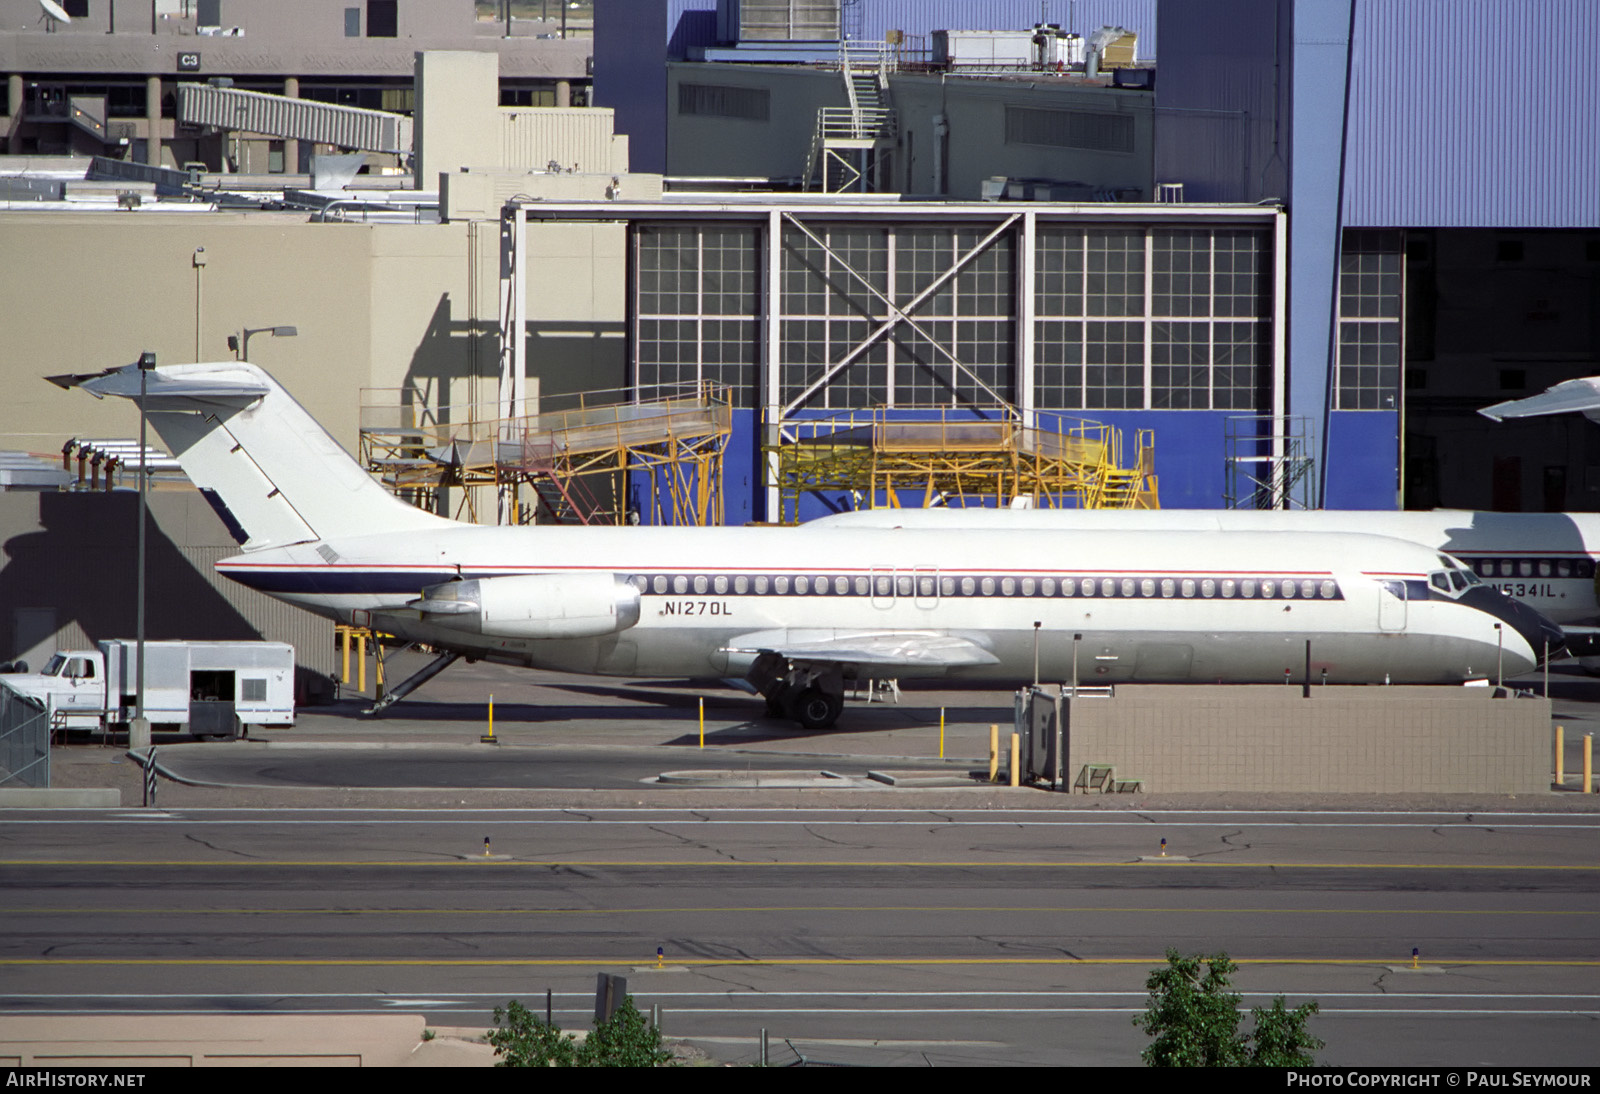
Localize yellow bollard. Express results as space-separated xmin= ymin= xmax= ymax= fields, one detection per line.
xmin=480 ymin=694 xmax=498 ymax=745
xmin=989 ymin=724 xmax=999 ymax=782
xmin=1010 ymin=732 xmax=1020 ymax=787
xmin=939 ymin=707 xmax=945 ymax=759
xmin=699 ymin=697 xmax=705 ymax=749
xmin=340 ymin=625 xmax=351 ymax=684
xmin=1585 ymin=735 xmax=1593 ymax=795
xmin=483 ymin=837 xmax=492 ymax=858
xmin=356 ymin=631 xmax=366 ymax=693
xmin=1555 ymin=725 xmax=1564 ymax=787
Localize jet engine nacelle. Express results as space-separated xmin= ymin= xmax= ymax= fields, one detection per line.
xmin=410 ymin=573 xmax=641 ymax=639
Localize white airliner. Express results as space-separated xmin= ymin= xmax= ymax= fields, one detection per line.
xmin=64 ymin=362 xmax=1563 ymax=727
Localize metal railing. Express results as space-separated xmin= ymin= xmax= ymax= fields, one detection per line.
xmin=815 ymin=106 xmax=897 ymax=141
xmin=0 ymin=687 xmax=50 ymax=789
xmin=358 ymin=380 xmax=734 ymax=525
xmin=768 ymin=405 xmax=1157 ymax=520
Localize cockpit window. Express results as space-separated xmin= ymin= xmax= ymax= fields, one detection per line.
xmin=1449 ymin=571 xmax=1468 ymax=592
xmin=1430 ymin=572 xmax=1451 ymax=593
xmin=1384 ymin=579 xmax=1430 ymax=600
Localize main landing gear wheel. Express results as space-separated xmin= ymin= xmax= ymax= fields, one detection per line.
xmin=787 ymin=687 xmax=843 ymax=730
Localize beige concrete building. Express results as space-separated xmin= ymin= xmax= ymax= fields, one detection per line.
xmin=0 ymin=211 xmax=623 ymax=457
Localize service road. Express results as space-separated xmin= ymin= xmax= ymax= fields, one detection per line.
xmin=2 ymin=808 xmax=1596 ymax=1067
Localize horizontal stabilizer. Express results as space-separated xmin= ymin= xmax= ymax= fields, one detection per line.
xmin=77 ymin=366 xmax=271 ymax=404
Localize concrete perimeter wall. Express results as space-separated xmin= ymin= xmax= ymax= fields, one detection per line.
xmin=1065 ymin=686 xmax=1550 ymax=795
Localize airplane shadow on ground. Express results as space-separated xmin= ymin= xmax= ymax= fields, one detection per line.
xmin=328 ymin=675 xmax=998 ymax=744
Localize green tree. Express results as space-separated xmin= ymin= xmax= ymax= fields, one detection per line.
xmin=487 ymin=994 xmax=671 ymax=1068
xmin=487 ymin=999 xmax=578 ymax=1067
xmin=1134 ymin=949 xmax=1322 ymax=1067
xmin=1247 ymin=995 xmax=1324 ymax=1067
xmin=576 ymin=996 xmax=671 ymax=1068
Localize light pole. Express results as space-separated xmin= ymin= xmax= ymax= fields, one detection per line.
xmin=229 ymin=325 xmax=297 ymax=361
xmin=130 ymin=350 xmax=156 ymax=752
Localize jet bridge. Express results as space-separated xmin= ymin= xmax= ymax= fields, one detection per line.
xmin=176 ymin=84 xmax=412 ymax=155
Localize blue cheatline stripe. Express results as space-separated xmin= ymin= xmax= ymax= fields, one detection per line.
xmin=215 ymin=567 xmax=1345 ymax=603
xmin=217 ymin=569 xmax=458 ymax=595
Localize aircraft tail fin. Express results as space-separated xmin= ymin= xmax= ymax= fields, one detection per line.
xmin=79 ymin=361 xmax=450 ymax=549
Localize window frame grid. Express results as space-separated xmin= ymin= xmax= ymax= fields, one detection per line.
xmin=635 ymin=225 xmax=759 ymax=407
xmin=1033 ymin=225 xmax=1269 ymax=411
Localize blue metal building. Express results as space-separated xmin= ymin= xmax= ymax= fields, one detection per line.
xmin=591 ymin=0 xmax=1600 ymax=517
xmin=1158 ymin=0 xmax=1600 ymax=511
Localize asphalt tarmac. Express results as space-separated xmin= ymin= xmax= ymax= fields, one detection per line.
xmin=16 ymin=660 xmax=1600 ymax=1068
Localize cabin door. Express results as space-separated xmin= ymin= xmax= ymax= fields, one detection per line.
xmin=1378 ymin=581 xmax=1408 ymax=632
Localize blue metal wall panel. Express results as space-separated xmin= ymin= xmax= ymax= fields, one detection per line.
xmin=1322 ymin=411 xmax=1399 ymax=509
xmin=1288 ymin=0 xmax=1355 ymax=503
xmin=782 ymin=410 xmax=1236 ymax=519
xmin=596 ymin=0 xmax=726 ymax=173
xmin=668 ymin=0 xmax=722 ymax=55
xmin=1345 ymin=0 xmax=1600 ymax=228
xmin=1064 ymin=410 xmax=1235 ymax=508
xmin=1153 ymin=0 xmax=1287 ymax=202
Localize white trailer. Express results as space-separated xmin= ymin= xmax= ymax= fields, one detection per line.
xmin=0 ymin=639 xmax=295 ymax=738
xmin=933 ymin=29 xmax=1039 ymax=69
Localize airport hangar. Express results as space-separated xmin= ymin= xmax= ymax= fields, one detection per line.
xmin=0 ymin=0 xmax=1593 ymax=745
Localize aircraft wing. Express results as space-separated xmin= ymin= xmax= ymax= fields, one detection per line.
xmin=725 ymin=629 xmax=1000 ymax=672
xmin=1480 ymin=377 xmax=1600 ymax=423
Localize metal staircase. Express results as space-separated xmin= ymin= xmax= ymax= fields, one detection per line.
xmin=803 ymin=42 xmax=897 ymax=193
xmin=65 ymin=96 xmax=108 ymax=143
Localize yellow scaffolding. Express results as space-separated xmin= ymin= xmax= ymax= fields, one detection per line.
xmin=768 ymin=409 xmax=1157 ymax=524
xmin=359 ymin=382 xmax=733 ymax=526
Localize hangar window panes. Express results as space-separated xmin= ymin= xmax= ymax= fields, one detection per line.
xmin=635 ymin=225 xmax=759 ymax=407
xmin=629 ymin=216 xmax=1271 ymax=417
xmin=778 ymin=223 xmax=1013 ymax=410
xmin=1336 ymin=230 xmax=1403 ymax=410
xmin=1034 ymin=225 xmax=1271 ymax=411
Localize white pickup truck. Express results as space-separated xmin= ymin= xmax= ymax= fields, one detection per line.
xmin=1 ymin=639 xmax=295 ymax=738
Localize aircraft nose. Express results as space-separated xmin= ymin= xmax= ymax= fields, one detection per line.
xmin=1460 ymin=586 xmax=1566 ymax=666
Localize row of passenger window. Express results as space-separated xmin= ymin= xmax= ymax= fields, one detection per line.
xmin=1468 ymin=557 xmax=1597 ymax=580
xmin=628 ymin=573 xmax=1343 ymax=601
